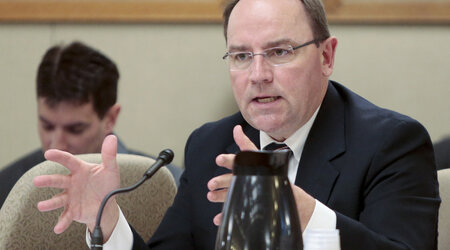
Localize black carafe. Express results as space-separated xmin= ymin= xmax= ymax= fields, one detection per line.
xmin=215 ymin=150 xmax=303 ymax=250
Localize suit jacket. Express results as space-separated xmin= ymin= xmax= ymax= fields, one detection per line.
xmin=133 ymin=81 xmax=440 ymax=250
xmin=0 ymin=136 xmax=182 ymax=209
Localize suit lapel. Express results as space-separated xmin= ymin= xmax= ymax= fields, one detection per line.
xmin=295 ymin=82 xmax=346 ymax=204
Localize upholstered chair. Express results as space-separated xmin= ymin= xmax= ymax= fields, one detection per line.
xmin=0 ymin=153 xmax=177 ymax=249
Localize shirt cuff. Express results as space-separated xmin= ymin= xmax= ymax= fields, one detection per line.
xmin=303 ymin=199 xmax=336 ymax=236
xmin=86 ymin=206 xmax=133 ymax=250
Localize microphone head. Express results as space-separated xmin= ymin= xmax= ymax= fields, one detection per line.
xmin=158 ymin=149 xmax=174 ymax=164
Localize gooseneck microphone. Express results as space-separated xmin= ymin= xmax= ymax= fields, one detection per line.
xmin=90 ymin=149 xmax=174 ymax=250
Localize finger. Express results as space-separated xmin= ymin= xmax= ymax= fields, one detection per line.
xmin=33 ymin=174 xmax=70 ymax=189
xmin=213 ymin=213 xmax=223 ymax=226
xmin=44 ymin=149 xmax=83 ymax=173
xmin=215 ymin=154 xmax=235 ymax=170
xmin=54 ymin=208 xmax=73 ymax=234
xmin=37 ymin=193 xmax=67 ymax=212
xmin=101 ymin=134 xmax=118 ymax=170
xmin=207 ymin=173 xmax=233 ymax=191
xmin=233 ymin=125 xmax=258 ymax=151
xmin=207 ymin=188 xmax=229 ymax=203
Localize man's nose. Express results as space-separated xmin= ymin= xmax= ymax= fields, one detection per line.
xmin=49 ymin=130 xmax=69 ymax=151
xmin=248 ymin=55 xmax=273 ymax=84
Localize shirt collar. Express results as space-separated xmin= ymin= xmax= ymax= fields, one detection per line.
xmin=259 ymin=105 xmax=321 ymax=162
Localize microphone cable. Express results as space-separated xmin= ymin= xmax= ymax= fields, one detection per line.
xmin=90 ymin=149 xmax=174 ymax=250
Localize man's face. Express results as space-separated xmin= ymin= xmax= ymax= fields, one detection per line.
xmin=227 ymin=0 xmax=334 ymax=141
xmin=37 ymin=98 xmax=111 ymax=154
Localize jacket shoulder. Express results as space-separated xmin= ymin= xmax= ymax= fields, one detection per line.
xmin=1 ymin=149 xmax=45 ymax=175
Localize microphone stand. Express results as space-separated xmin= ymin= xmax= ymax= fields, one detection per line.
xmin=90 ymin=149 xmax=174 ymax=250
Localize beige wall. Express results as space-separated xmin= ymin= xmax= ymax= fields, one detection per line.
xmin=0 ymin=23 xmax=449 ymax=169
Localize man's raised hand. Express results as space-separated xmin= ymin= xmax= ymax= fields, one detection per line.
xmin=207 ymin=125 xmax=258 ymax=225
xmin=33 ymin=134 xmax=121 ymax=240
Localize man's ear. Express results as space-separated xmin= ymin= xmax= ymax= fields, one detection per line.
xmin=104 ymin=104 xmax=121 ymax=133
xmin=321 ymin=36 xmax=338 ymax=77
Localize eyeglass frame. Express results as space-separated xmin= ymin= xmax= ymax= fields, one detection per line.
xmin=222 ymin=38 xmax=325 ymax=70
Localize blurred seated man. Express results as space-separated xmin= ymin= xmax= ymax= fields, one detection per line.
xmin=0 ymin=41 xmax=182 ymax=208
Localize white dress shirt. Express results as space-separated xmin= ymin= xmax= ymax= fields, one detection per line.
xmin=87 ymin=107 xmax=336 ymax=249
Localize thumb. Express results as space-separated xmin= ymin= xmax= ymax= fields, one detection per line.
xmin=101 ymin=134 xmax=118 ymax=169
xmin=233 ymin=125 xmax=258 ymax=151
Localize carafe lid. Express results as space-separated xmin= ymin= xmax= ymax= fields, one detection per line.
xmin=233 ymin=150 xmax=291 ymax=175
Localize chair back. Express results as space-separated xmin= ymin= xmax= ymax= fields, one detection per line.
xmin=438 ymin=168 xmax=450 ymax=250
xmin=0 ymin=153 xmax=177 ymax=249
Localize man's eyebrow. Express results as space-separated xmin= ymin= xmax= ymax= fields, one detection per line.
xmin=63 ymin=122 xmax=89 ymax=130
xmin=39 ymin=116 xmax=52 ymax=125
xmin=265 ymin=39 xmax=297 ymax=48
xmin=228 ymin=45 xmax=250 ymax=52
xmin=39 ymin=115 xmax=89 ymax=129
xmin=228 ymin=39 xmax=298 ymax=52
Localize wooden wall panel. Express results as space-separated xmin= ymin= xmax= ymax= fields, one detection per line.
xmin=0 ymin=0 xmax=448 ymax=24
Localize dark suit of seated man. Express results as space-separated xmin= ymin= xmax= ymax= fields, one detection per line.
xmin=33 ymin=1 xmax=439 ymax=249
xmin=0 ymin=41 xmax=182 ymax=209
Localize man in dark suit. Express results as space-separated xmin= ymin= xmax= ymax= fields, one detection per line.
xmin=34 ymin=0 xmax=439 ymax=249
xmin=0 ymin=42 xmax=181 ymax=208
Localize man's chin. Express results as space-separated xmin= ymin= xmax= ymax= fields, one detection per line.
xmin=250 ymin=119 xmax=284 ymax=135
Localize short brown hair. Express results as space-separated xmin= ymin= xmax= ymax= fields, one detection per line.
xmin=222 ymin=0 xmax=330 ymax=44
xmin=37 ymin=41 xmax=119 ymax=119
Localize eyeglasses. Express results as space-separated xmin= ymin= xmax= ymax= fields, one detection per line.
xmin=223 ymin=39 xmax=320 ymax=71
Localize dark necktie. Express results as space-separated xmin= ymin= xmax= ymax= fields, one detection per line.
xmin=264 ymin=143 xmax=290 ymax=151
xmin=263 ymin=143 xmax=293 ymax=171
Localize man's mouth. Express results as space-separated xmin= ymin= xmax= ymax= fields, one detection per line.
xmin=255 ymin=96 xmax=280 ymax=103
